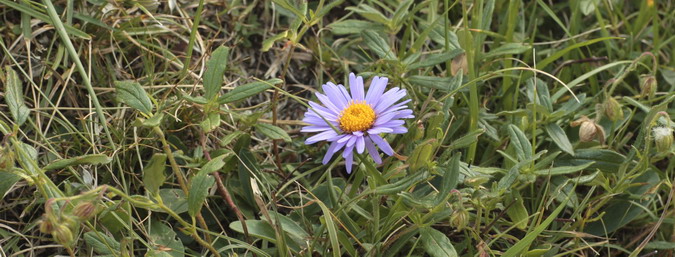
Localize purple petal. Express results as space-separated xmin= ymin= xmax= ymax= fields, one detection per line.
xmin=302 ymin=116 xmax=328 ymax=126
xmin=369 ymin=134 xmax=394 ymax=156
xmin=315 ymin=93 xmax=341 ymax=114
xmin=374 ymin=88 xmax=407 ymax=113
xmin=350 ymin=73 xmax=365 ymax=101
xmin=365 ymin=76 xmax=388 ymax=106
xmin=305 ymin=130 xmax=338 ymax=144
xmin=309 ymin=101 xmax=338 ymax=117
xmin=378 ymin=120 xmax=405 ymax=128
xmin=322 ymin=141 xmax=346 ymax=164
xmin=346 ymin=135 xmax=357 ymax=148
xmin=338 ymin=135 xmax=352 ymax=144
xmin=323 ymin=83 xmax=349 ymax=110
xmin=374 ymin=112 xmax=397 ymax=126
xmin=392 ymin=109 xmax=414 ymax=119
xmin=337 ymin=84 xmax=353 ymax=103
xmin=300 ymin=126 xmax=333 ymax=133
xmin=392 ymin=127 xmax=408 ymax=134
xmin=365 ymin=137 xmax=382 ymax=164
xmin=356 ymin=135 xmax=365 ymax=154
xmin=368 ymin=127 xmax=394 ymax=134
xmin=343 ymin=144 xmax=355 ymax=174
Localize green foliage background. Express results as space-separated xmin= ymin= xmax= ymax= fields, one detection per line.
xmin=1 ymin=0 xmax=674 ymax=256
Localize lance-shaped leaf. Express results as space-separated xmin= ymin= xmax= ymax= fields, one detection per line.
xmin=115 ymin=80 xmax=153 ymax=115
xmin=44 ymin=154 xmax=113 ymax=170
xmin=188 ymin=172 xmax=214 ymax=217
xmin=4 ymin=66 xmax=30 ymax=125
xmin=203 ymin=46 xmax=230 ymax=100
xmin=143 ymin=153 xmax=167 ymax=195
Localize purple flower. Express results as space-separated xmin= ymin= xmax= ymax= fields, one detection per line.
xmin=301 ymin=73 xmax=414 ymax=173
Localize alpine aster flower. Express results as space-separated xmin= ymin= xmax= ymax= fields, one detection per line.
xmin=301 ymin=73 xmax=414 ymax=173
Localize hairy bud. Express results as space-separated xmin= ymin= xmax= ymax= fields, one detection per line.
xmin=73 ymin=202 xmax=97 ymax=220
xmin=640 ymin=75 xmax=657 ymax=98
xmin=450 ymin=207 xmax=469 ymax=231
xmin=653 ymin=127 xmax=673 ymax=153
xmin=571 ymin=116 xmax=605 ymax=144
xmin=603 ymin=97 xmax=623 ymax=122
xmin=39 ymin=217 xmax=54 ymax=234
xmin=52 ymin=224 xmax=74 ymax=246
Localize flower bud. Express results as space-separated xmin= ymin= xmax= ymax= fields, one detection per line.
xmin=653 ymin=126 xmax=673 ymax=153
xmin=603 ymin=97 xmax=623 ymax=122
xmin=450 ymin=207 xmax=469 ymax=231
xmin=72 ymin=202 xmax=97 ymax=220
xmin=39 ymin=217 xmax=54 ymax=234
xmin=571 ymin=116 xmax=605 ymax=144
xmin=52 ymin=224 xmax=74 ymax=246
xmin=579 ymin=121 xmax=598 ymax=142
xmin=0 ymin=146 xmax=14 ymax=171
xmin=640 ymin=75 xmax=657 ymax=98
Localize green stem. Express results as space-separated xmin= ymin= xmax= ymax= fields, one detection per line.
xmin=180 ymin=0 xmax=205 ymax=77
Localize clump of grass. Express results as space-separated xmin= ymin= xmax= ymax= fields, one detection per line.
xmin=1 ymin=0 xmax=674 ymax=256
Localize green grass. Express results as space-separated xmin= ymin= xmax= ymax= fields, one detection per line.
xmin=1 ymin=0 xmax=674 ymax=256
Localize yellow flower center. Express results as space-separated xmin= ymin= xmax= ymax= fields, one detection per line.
xmin=339 ymin=101 xmax=376 ymax=133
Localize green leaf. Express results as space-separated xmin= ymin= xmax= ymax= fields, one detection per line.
xmin=44 ymin=154 xmax=112 ymax=170
xmin=409 ymin=49 xmax=464 ymax=69
xmin=505 ymin=191 xmax=528 ymax=230
xmin=435 ymin=153 xmax=461 ymax=205
xmin=556 ymin=149 xmax=625 ymax=173
xmin=230 ymin=220 xmax=276 ymax=242
xmin=507 ymin=124 xmax=532 ymax=162
xmin=645 ymin=241 xmax=675 ymax=250
xmin=660 ymin=68 xmax=675 ymax=87
xmin=361 ymin=30 xmax=396 ymax=60
xmin=200 ymin=112 xmax=220 ymax=132
xmin=502 ymin=196 xmax=569 ymax=257
xmin=4 ymin=66 xmax=30 ymax=125
xmin=407 ymin=141 xmax=434 ymax=171
xmin=157 ymin=189 xmax=188 ymax=214
xmin=534 ymin=162 xmax=594 ymax=175
xmin=203 ymin=46 xmax=230 ymax=100
xmin=142 ymin=112 xmax=165 ymax=127
xmin=115 ymin=80 xmax=153 ymax=115
xmin=538 ymin=37 xmax=619 ymax=70
xmin=218 ymin=79 xmax=282 ymax=104
xmin=0 ymin=172 xmax=21 ymax=200
xmin=198 ymin=151 xmax=232 ymax=176
xmin=180 ymin=92 xmax=208 ymax=104
xmin=544 ymin=123 xmax=575 ymax=156
xmin=420 ymin=227 xmax=458 ymax=257
xmin=261 ymin=31 xmax=288 ymax=52
xmin=345 ymin=5 xmax=390 ymax=26
xmin=483 ymin=43 xmax=531 ymax=59
xmin=149 ymin=220 xmax=185 ymax=257
xmin=143 ymin=153 xmax=167 ymax=195
xmin=373 ymin=171 xmax=427 ymax=195
xmin=498 ymin=151 xmax=545 ymax=191
xmin=187 ymin=172 xmax=214 ymax=217
xmin=84 ymin=231 xmax=120 ymax=255
xmin=408 ymin=75 xmax=456 ymax=91
xmin=328 ymin=19 xmax=384 ymax=35
xmin=271 ymin=0 xmax=306 ymax=20
xmin=255 ymin=123 xmax=291 ymax=142
xmin=579 ymin=0 xmax=599 ymax=16
xmin=316 ymin=200 xmax=340 ymax=257
xmin=448 ymin=129 xmax=484 ymax=150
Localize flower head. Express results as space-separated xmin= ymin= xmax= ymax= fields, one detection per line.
xmin=301 ymin=73 xmax=414 ymax=173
